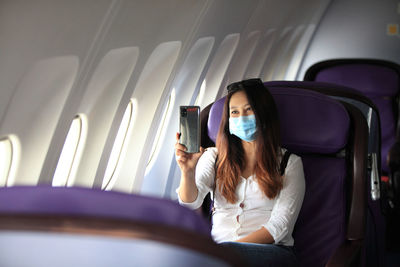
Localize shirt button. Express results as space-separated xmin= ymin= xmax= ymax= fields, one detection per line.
xmin=240 ymin=202 xmax=244 ymax=208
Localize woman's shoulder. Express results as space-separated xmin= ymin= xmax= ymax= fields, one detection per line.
xmin=280 ymin=148 xmax=305 ymax=186
xmin=280 ymin=148 xmax=302 ymax=165
xmin=196 ymin=147 xmax=218 ymax=172
xmin=204 ymin=146 xmax=218 ymax=153
xmin=203 ymin=147 xmax=218 ymax=159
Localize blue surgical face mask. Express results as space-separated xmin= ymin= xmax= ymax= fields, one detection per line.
xmin=229 ymin=114 xmax=257 ymax=142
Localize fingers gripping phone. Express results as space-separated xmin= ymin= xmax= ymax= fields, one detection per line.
xmin=179 ymin=106 xmax=200 ymax=153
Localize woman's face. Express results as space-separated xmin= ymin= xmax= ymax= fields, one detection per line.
xmin=229 ymin=90 xmax=254 ymax=118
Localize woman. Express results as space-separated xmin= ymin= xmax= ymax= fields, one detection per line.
xmin=175 ymin=78 xmax=305 ymax=266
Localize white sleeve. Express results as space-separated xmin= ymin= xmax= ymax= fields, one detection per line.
xmin=176 ymin=147 xmax=217 ymax=210
xmin=263 ymin=154 xmax=306 ymax=244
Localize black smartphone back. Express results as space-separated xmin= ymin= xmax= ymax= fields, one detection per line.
xmin=179 ymin=106 xmax=200 ymax=153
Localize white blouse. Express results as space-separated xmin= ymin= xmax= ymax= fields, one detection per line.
xmin=177 ymin=147 xmax=305 ymax=246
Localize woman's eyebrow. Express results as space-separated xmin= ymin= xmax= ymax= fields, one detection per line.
xmin=229 ymin=103 xmax=250 ymax=109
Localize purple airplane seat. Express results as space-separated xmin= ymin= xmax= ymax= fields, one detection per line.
xmin=0 ymin=186 xmax=245 ymax=266
xmin=264 ymin=80 xmax=385 ymax=267
xmin=201 ymin=85 xmax=368 ymax=267
xmin=0 ymin=185 xmax=211 ymax=235
xmin=304 ymin=59 xmax=400 ymax=176
xmin=304 ymin=59 xmax=400 ymax=259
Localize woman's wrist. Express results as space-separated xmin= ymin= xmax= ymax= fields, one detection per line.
xmin=182 ymin=168 xmax=195 ymax=179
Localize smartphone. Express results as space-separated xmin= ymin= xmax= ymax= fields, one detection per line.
xmin=179 ymin=106 xmax=200 ymax=153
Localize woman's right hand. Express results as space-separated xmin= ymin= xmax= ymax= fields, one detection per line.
xmin=175 ymin=132 xmax=204 ymax=174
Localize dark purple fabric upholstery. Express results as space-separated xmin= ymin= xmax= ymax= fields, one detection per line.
xmin=266 ymin=80 xmax=386 ymax=267
xmin=268 ymin=80 xmax=385 ymax=266
xmin=269 ymin=86 xmax=350 ymax=266
xmin=306 ymin=61 xmax=400 ymax=173
xmin=208 ymin=87 xmax=350 ymax=154
xmin=371 ymin=97 xmax=396 ymax=173
xmin=268 ymin=87 xmax=350 ymax=154
xmin=266 ymin=80 xmax=383 ymax=170
xmin=267 ymin=80 xmax=364 ymax=96
xmin=0 ymin=186 xmax=211 ymax=235
xmin=206 ymin=86 xmax=352 ymax=266
xmin=314 ymin=64 xmax=398 ymax=97
xmin=294 ymin=157 xmax=346 ymax=267
xmin=207 ymin=97 xmax=226 ymax=143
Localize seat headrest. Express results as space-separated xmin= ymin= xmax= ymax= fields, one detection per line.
xmin=269 ymin=86 xmax=350 ymax=154
xmin=207 ymin=85 xmax=350 ymax=154
xmin=307 ymin=61 xmax=400 ymax=97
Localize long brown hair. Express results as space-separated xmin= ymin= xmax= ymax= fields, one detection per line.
xmin=216 ymin=79 xmax=283 ymax=203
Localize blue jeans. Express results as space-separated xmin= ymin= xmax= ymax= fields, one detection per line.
xmin=220 ymin=242 xmax=297 ymax=267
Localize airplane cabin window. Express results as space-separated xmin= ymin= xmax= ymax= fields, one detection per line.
xmin=0 ymin=137 xmax=14 ymax=187
xmin=108 ymin=42 xmax=181 ymax=193
xmin=261 ymin=27 xmax=294 ymax=81
xmin=228 ymin=31 xmax=261 ymax=81
xmin=198 ymin=33 xmax=240 ymax=109
xmin=146 ymin=90 xmax=175 ymax=174
xmin=52 ymin=115 xmax=87 ymax=187
xmin=194 ymin=80 xmax=207 ymax=106
xmin=274 ymin=26 xmax=306 ymax=80
xmin=245 ymin=29 xmax=276 ymax=78
xmin=141 ymin=37 xmax=215 ymax=196
xmin=1 ymin=56 xmax=79 ymax=186
xmin=287 ymin=25 xmax=316 ymax=80
xmin=63 ymin=47 xmax=139 ymax=188
xmin=103 ymin=99 xmax=137 ymax=191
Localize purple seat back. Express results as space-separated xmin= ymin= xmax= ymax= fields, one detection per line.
xmin=207 ymin=97 xmax=226 ymax=143
xmin=305 ymin=59 xmax=400 ymax=174
xmin=206 ymin=86 xmax=365 ymax=266
xmin=207 ymin=88 xmax=350 ymax=152
xmin=0 ymin=186 xmax=211 ymax=235
xmin=269 ymin=86 xmax=352 ymax=267
xmin=265 ymin=80 xmax=386 ymax=266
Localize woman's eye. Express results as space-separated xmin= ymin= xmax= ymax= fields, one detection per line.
xmin=231 ymin=110 xmax=238 ymax=114
xmin=246 ymin=107 xmax=252 ymax=111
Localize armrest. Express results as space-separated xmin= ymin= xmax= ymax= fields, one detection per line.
xmin=388 ymin=141 xmax=400 ymax=170
xmin=326 ymin=240 xmax=362 ymax=267
xmin=388 ymin=141 xmax=400 ymax=210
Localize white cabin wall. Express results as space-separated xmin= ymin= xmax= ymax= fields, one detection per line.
xmin=92 ymin=0 xmax=213 ymax=193
xmin=67 ymin=47 xmax=139 ymax=187
xmin=255 ymin=0 xmax=331 ymax=82
xmin=42 ymin=0 xmax=208 ymax=188
xmin=131 ymin=0 xmax=260 ymax=196
xmin=298 ymin=0 xmax=400 ymax=79
xmin=0 ymin=0 xmax=114 ymax=185
xmin=70 ymin=1 xmax=200 ymax=188
xmin=0 ymin=0 xmax=333 ymax=195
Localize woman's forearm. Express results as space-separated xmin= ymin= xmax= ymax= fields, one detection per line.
xmin=178 ymin=169 xmax=199 ymax=203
